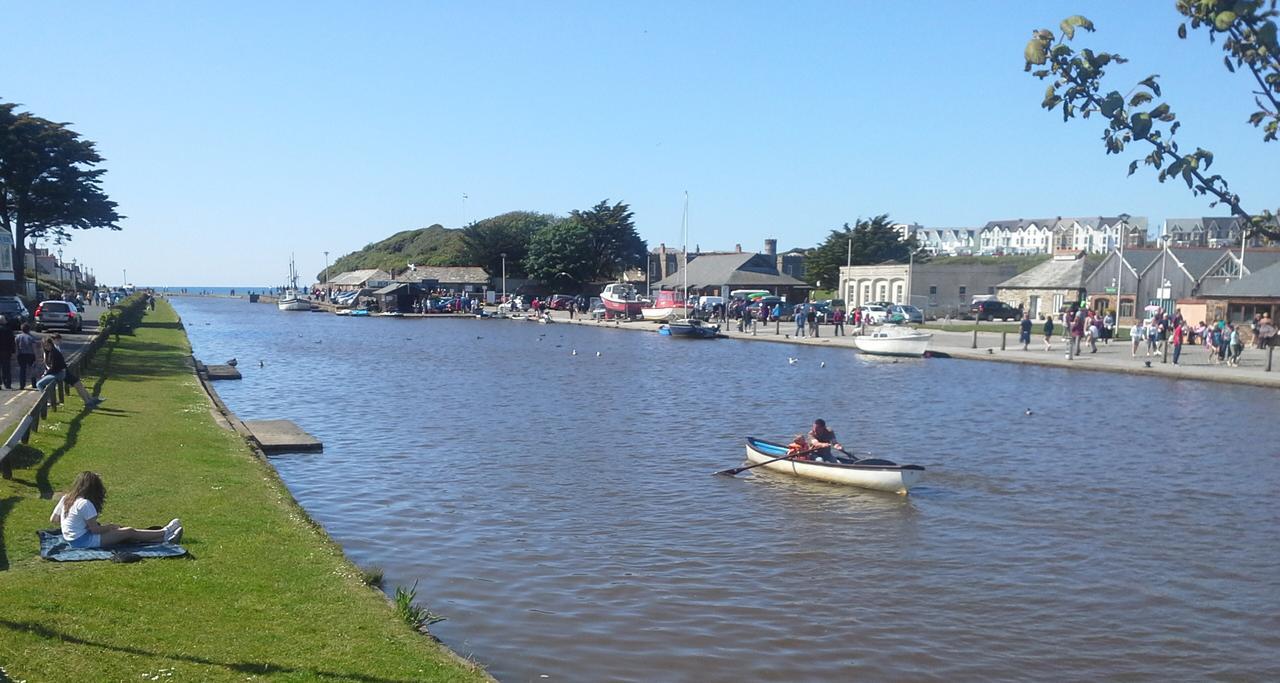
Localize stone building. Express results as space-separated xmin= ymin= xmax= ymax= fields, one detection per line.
xmin=995 ymin=251 xmax=1095 ymax=319
xmin=838 ymin=261 xmax=1020 ymax=318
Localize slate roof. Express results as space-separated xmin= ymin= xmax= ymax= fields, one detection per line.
xmin=983 ymin=216 xmax=1148 ymax=233
xmin=652 ymin=252 xmax=806 ymax=289
xmin=1170 ymin=248 xmax=1231 ymax=279
xmin=327 ymin=269 xmax=391 ymax=286
xmin=997 ymin=255 xmax=1093 ymax=289
xmin=396 ymin=266 xmax=489 ymax=284
xmin=1205 ymin=261 xmax=1280 ymax=298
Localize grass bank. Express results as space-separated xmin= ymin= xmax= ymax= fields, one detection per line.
xmin=0 ymin=301 xmax=486 ymax=682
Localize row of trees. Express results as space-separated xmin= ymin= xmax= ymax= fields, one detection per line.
xmin=0 ymin=101 xmax=122 ymax=291
xmin=802 ymin=215 xmax=919 ymax=288
xmin=460 ymin=200 xmax=647 ymax=288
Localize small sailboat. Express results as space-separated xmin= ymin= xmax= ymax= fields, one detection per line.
xmin=277 ymin=255 xmax=311 ymax=312
xmin=659 ymin=192 xmax=718 ymax=339
xmin=852 ymin=324 xmax=932 ymax=357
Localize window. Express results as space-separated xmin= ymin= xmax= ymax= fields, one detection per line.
xmin=959 ymin=286 xmax=967 ymax=297
xmin=928 ymin=286 xmax=937 ymax=295
xmin=987 ymin=286 xmax=995 ymax=295
xmin=1119 ymin=300 xmax=1134 ymax=318
xmin=1053 ymin=293 xmax=1064 ymax=312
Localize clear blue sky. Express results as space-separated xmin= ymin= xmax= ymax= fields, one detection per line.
xmin=5 ymin=1 xmax=1274 ymax=286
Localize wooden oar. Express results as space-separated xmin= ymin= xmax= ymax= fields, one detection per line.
xmin=714 ymin=446 xmax=820 ymax=477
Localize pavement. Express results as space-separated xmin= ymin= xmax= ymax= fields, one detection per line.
xmin=512 ymin=309 xmax=1280 ymax=389
xmin=0 ymin=304 xmax=106 ymax=433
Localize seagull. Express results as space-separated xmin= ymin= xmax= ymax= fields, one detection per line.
xmin=258 ymin=360 xmax=264 ymax=368
xmin=571 ymin=350 xmax=577 ymax=356
xmin=788 ymin=357 xmax=797 ymax=365
xmin=226 ymin=358 xmax=237 ymax=367
xmin=1025 ymin=408 xmax=1033 ymax=416
xmin=820 ymin=361 xmax=826 ymax=367
xmin=596 ymin=351 xmax=602 ymax=357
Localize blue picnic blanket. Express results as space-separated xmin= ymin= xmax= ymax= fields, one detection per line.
xmin=37 ymin=529 xmax=187 ymax=562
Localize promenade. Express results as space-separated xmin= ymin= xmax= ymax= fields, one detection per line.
xmin=533 ymin=310 xmax=1280 ymax=389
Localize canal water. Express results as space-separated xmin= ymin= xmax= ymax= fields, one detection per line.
xmin=174 ymin=296 xmax=1280 ymax=682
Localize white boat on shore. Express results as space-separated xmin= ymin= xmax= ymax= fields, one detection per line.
xmin=744 ymin=438 xmax=924 ymax=494
xmin=853 ymin=325 xmax=932 ymax=357
xmin=278 ymin=255 xmax=311 ymax=311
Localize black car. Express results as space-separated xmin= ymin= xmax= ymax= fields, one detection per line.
xmin=969 ymin=300 xmax=1022 ymax=321
xmin=0 ymin=296 xmax=31 ymax=330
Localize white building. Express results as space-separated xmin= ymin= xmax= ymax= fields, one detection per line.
xmin=895 ymin=223 xmax=978 ymax=256
xmin=978 ymin=216 xmax=1148 ymax=255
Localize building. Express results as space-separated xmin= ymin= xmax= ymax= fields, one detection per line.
xmin=325 ymin=269 xmax=392 ymax=292
xmin=1201 ymin=260 xmax=1280 ymax=324
xmin=1082 ymin=248 xmax=1162 ymax=319
xmin=839 ymin=261 xmax=1020 ymax=318
xmin=651 ymin=252 xmax=807 ymax=301
xmin=647 ymin=240 xmax=805 ymax=289
xmin=995 ymin=251 xmax=1095 ymax=319
xmin=1134 ymin=248 xmax=1231 ymax=314
xmin=1197 ymin=248 xmax=1280 ymax=295
xmin=395 ymin=265 xmax=490 ymax=293
xmin=979 ymin=216 xmax=1148 ymax=255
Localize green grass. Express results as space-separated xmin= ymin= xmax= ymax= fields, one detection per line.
xmin=0 ymin=302 xmax=487 ymax=682
xmin=921 ymin=320 xmax=1133 ymax=341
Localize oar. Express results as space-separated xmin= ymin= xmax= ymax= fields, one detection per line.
xmin=714 ymin=446 xmax=820 ymax=477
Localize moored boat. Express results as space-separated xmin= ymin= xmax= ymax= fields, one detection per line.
xmin=852 ymin=325 xmax=932 ymax=357
xmin=743 ymin=437 xmax=924 ymax=494
xmin=600 ymin=283 xmax=644 ymax=318
xmin=641 ymin=289 xmax=693 ymax=321
xmin=278 ymin=255 xmax=312 ymax=311
xmin=659 ymin=318 xmax=719 ymax=338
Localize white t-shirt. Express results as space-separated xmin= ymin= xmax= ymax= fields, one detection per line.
xmin=50 ymin=495 xmax=98 ymax=540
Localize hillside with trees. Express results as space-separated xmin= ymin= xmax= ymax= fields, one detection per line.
xmin=321 ymin=224 xmax=468 ymax=279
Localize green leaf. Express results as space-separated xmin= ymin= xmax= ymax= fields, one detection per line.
xmin=1178 ymin=23 xmax=1187 ymax=39
xmin=1224 ymin=55 xmax=1235 ymax=73
xmin=1214 ymin=11 xmax=1236 ymax=31
xmin=1128 ymin=160 xmax=1139 ymax=176
xmin=1059 ymin=15 xmax=1095 ymax=40
xmin=1171 ymin=121 xmax=1181 ymax=135
xmin=1100 ymin=91 xmax=1125 ymax=118
xmin=1130 ymin=112 xmax=1153 ymax=139
xmin=1138 ymin=75 xmax=1161 ymax=97
xmin=1150 ymin=103 xmax=1170 ymax=119
xmin=1197 ymin=148 xmax=1214 ymax=170
xmin=1129 ymin=92 xmax=1153 ymax=107
xmin=1025 ymin=38 xmax=1048 ymax=67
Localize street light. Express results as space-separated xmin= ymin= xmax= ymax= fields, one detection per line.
xmin=1158 ymin=231 xmax=1172 ymax=312
xmin=323 ymin=250 xmax=330 ymax=299
xmin=1115 ymin=213 xmax=1130 ymax=319
xmin=500 ymin=252 xmax=507 ymax=314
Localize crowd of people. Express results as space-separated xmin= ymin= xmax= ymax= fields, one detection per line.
xmin=0 ymin=323 xmax=104 ymax=406
xmin=1014 ymin=304 xmax=1276 ymax=367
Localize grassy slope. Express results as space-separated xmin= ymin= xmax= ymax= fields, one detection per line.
xmin=0 ymin=302 xmax=485 ymax=682
xmin=323 ymin=225 xmax=468 ymax=280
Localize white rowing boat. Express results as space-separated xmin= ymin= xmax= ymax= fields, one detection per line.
xmin=743 ymin=437 xmax=924 ymax=494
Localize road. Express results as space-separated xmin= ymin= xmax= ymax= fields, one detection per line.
xmin=0 ymin=304 xmax=106 ymax=433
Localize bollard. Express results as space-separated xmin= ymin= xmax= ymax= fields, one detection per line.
xmin=1163 ymin=336 xmax=1170 ymax=364
xmin=972 ymin=329 xmax=978 ymax=349
xmin=775 ymin=319 xmax=780 ymax=335
xmin=1001 ymin=331 xmax=1007 ymax=351
xmin=1269 ymin=345 xmax=1274 ymax=372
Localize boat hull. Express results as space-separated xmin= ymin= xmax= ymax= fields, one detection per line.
xmin=602 ymin=297 xmax=643 ymax=317
xmin=641 ymin=305 xmax=693 ymax=321
xmin=661 ymin=319 xmax=719 ymax=338
xmin=743 ymin=438 xmax=923 ymax=494
xmin=852 ymin=329 xmax=932 ymax=357
xmin=278 ymin=298 xmax=312 ymax=312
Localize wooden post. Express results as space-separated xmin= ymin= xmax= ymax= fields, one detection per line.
xmin=1001 ymin=331 xmax=1007 ymax=351
xmin=39 ymin=395 xmax=48 ymax=420
xmin=775 ymin=319 xmax=780 ymax=335
xmin=56 ymin=381 xmax=65 ymax=405
xmin=1268 ymin=345 xmax=1274 ymax=372
xmin=972 ymin=329 xmax=978 ymax=349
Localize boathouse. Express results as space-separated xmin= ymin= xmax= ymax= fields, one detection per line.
xmin=395 ymin=265 xmax=490 ymax=294
xmin=650 ymin=252 xmax=807 ymax=301
xmin=325 ymin=269 xmax=392 ymax=292
xmin=995 ymin=251 xmax=1095 ymax=319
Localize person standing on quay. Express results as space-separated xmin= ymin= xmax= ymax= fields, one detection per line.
xmin=1171 ymin=320 xmax=1184 ymax=365
xmin=15 ymin=323 xmax=40 ymax=389
xmin=793 ymin=304 xmax=806 ymax=337
xmin=1019 ymin=312 xmax=1032 ymax=350
xmin=0 ymin=324 xmax=13 ymax=389
xmin=831 ymin=306 xmax=845 ymax=336
xmin=1042 ymin=314 xmax=1054 ymax=351
xmin=806 ymin=306 xmax=819 ymax=338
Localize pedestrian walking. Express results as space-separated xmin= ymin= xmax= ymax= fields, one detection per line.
xmin=1019 ymin=313 xmax=1032 ymax=351
xmin=1042 ymin=315 xmax=1054 ymax=351
xmin=15 ymin=323 xmax=40 ymax=389
xmin=832 ymin=307 xmax=845 ymax=336
xmin=794 ymin=304 xmax=806 ymax=337
xmin=1228 ymin=324 xmax=1244 ymax=366
xmin=1171 ymin=321 xmax=1184 ymax=365
xmin=806 ymin=306 xmax=819 ymax=338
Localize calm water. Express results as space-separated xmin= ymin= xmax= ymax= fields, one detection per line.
xmin=173 ymin=296 xmax=1280 ymax=682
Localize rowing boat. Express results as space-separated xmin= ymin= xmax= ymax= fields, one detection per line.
xmin=743 ymin=437 xmax=924 ymax=494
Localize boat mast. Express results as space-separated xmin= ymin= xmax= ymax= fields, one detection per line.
xmin=682 ymin=191 xmax=689 ymax=307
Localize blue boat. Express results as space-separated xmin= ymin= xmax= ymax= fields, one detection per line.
xmin=659 ymin=318 xmax=720 ymax=339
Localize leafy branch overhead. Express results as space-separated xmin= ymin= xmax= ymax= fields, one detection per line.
xmin=1024 ymin=3 xmax=1280 ymax=242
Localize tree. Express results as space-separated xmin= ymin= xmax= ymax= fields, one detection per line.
xmin=460 ymin=211 xmax=554 ymax=278
xmin=570 ymin=200 xmax=647 ymax=281
xmin=803 ymin=214 xmax=916 ymax=287
xmin=0 ymin=102 xmax=122 ymax=292
xmin=1024 ymin=3 xmax=1280 ymax=242
xmin=522 ymin=218 xmax=596 ymax=287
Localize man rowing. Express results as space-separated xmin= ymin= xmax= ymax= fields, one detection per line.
xmin=805 ymin=419 xmax=846 ymax=463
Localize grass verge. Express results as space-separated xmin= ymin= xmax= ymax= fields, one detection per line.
xmin=0 ymin=301 xmax=487 ymax=682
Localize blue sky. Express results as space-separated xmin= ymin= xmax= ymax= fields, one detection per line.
xmin=5 ymin=1 xmax=1275 ymax=286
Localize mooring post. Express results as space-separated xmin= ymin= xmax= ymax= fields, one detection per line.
xmin=1001 ymin=331 xmax=1007 ymax=351
xmin=972 ymin=329 xmax=978 ymax=349
xmin=1268 ymin=345 xmax=1274 ymax=372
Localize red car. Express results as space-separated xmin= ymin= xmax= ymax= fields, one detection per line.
xmin=546 ymin=295 xmax=576 ymax=310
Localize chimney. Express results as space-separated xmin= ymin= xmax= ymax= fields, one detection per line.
xmin=735 ymin=244 xmax=742 ymax=253
xmin=764 ymin=239 xmax=777 ymax=257
xmin=659 ymin=243 xmax=668 ymax=279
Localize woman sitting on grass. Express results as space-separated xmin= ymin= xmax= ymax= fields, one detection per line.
xmin=50 ymin=471 xmax=182 ymax=548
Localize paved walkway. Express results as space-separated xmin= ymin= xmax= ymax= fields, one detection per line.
xmin=516 ymin=309 xmax=1280 ymax=389
xmin=0 ymin=305 xmax=105 ymax=433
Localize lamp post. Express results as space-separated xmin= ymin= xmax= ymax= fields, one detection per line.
xmin=1158 ymin=231 xmax=1172 ymax=313
xmin=500 ymin=252 xmax=507 ymax=315
xmin=323 ymin=250 xmax=330 ymax=299
xmin=1116 ymin=213 xmax=1130 ymax=320
xmin=57 ymin=248 xmax=64 ymax=287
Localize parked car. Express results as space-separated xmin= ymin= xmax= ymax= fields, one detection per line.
xmin=34 ymin=300 xmax=83 ymax=333
xmin=547 ymin=294 xmax=576 ymax=311
xmin=0 ymin=297 xmax=31 ymax=330
xmin=859 ymin=304 xmax=890 ymax=324
xmin=969 ymin=299 xmax=1022 ymax=322
xmin=889 ymin=304 xmax=924 ymax=324
xmin=587 ymin=297 xmax=607 ymax=320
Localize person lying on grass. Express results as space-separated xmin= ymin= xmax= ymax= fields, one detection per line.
xmin=50 ymin=471 xmax=183 ymax=548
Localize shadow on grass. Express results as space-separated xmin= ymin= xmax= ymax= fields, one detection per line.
xmin=0 ymin=496 xmax=17 ymax=571
xmin=0 ymin=619 xmax=421 ymax=683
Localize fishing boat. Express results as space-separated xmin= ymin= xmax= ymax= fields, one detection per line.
xmin=277 ymin=255 xmax=311 ymax=312
xmin=599 ymin=282 xmax=644 ymax=318
xmin=743 ymin=437 xmax=924 ymax=494
xmin=641 ymin=289 xmax=693 ymax=321
xmin=659 ymin=318 xmax=719 ymax=338
xmin=852 ymin=325 xmax=932 ymax=357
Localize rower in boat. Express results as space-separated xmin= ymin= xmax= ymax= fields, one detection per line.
xmin=806 ymin=419 xmax=846 ymax=463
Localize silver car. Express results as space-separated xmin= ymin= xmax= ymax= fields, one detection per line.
xmin=35 ymin=300 xmax=83 ymax=332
